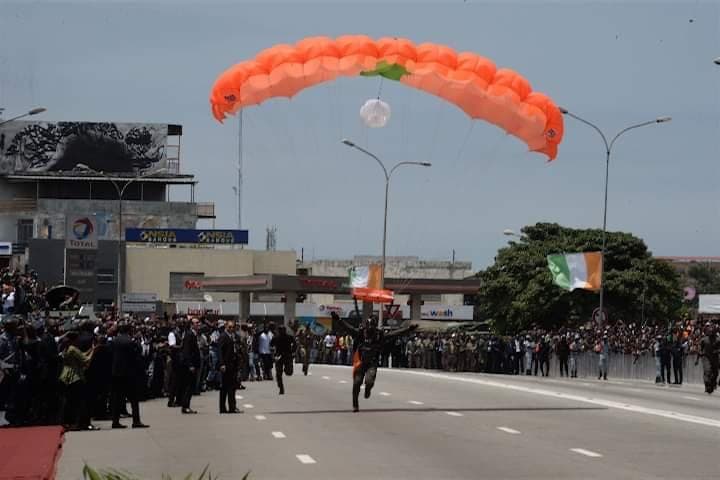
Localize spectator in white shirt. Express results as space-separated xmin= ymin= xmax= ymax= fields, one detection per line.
xmin=258 ymin=324 xmax=274 ymax=381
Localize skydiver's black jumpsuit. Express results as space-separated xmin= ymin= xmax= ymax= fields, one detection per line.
xmin=341 ymin=320 xmax=416 ymax=411
xmin=270 ymin=332 xmax=296 ymax=395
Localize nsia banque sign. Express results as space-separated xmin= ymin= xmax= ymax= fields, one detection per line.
xmin=125 ymin=228 xmax=248 ymax=245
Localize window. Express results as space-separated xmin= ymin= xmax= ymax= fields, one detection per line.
xmin=169 ymin=272 xmax=204 ymax=300
xmin=97 ymin=268 xmax=115 ymax=284
xmin=17 ymin=219 xmax=34 ymax=244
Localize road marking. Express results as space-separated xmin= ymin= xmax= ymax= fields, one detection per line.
xmin=581 ymin=382 xmax=591 ymax=386
xmin=254 ymin=415 xmax=266 ymax=421
xmin=296 ymin=454 xmax=317 ymax=464
xmin=243 ymin=404 xmax=254 ymax=409
xmin=408 ymin=400 xmax=424 ymax=405
xmin=322 ymin=376 xmax=330 ymax=380
xmin=235 ymin=395 xmax=243 ymax=400
xmin=379 ymin=392 xmax=391 ymax=396
xmin=497 ymin=426 xmax=521 ymax=434
xmin=272 ymin=431 xmax=286 ymax=439
xmin=446 ymin=411 xmax=463 ymax=417
xmin=682 ymin=396 xmax=700 ymax=401
xmin=338 ymin=380 xmax=348 ymax=384
xmin=390 ymin=369 xmax=720 ymax=430
xmin=570 ymin=448 xmax=603 ymax=458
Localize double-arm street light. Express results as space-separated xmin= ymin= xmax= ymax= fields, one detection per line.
xmin=341 ymin=139 xmax=431 ymax=327
xmin=0 ymin=107 xmax=47 ymax=127
xmin=76 ymin=164 xmax=168 ymax=313
xmin=559 ymin=108 xmax=671 ymax=323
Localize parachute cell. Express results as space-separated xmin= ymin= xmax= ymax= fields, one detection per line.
xmin=210 ymin=36 xmax=564 ymax=159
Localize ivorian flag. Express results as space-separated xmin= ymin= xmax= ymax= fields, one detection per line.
xmin=546 ymin=252 xmax=602 ymax=291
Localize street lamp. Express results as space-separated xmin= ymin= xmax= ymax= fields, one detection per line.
xmin=0 ymin=107 xmax=47 ymax=127
xmin=714 ymin=57 xmax=720 ymax=65
xmin=560 ymin=108 xmax=671 ymax=324
xmin=503 ymin=229 xmax=521 ymax=238
xmin=76 ymin=164 xmax=168 ymax=313
xmin=341 ymin=139 xmax=431 ymax=327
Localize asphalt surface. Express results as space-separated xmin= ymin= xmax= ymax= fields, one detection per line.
xmin=57 ymin=365 xmax=720 ymax=480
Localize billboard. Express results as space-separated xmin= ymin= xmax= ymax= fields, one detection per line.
xmin=699 ymin=295 xmax=720 ymax=314
xmin=125 ymin=228 xmax=249 ymax=245
xmin=0 ymin=121 xmax=172 ymax=174
xmin=65 ymin=214 xmax=98 ymax=250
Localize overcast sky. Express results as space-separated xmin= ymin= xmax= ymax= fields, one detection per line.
xmin=1 ymin=0 xmax=718 ymax=269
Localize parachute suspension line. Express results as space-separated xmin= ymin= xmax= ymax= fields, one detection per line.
xmin=237 ymin=110 xmax=243 ymax=230
xmin=452 ymin=121 xmax=475 ymax=168
xmin=376 ymin=77 xmax=384 ymax=100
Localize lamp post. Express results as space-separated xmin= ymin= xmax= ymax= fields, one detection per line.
xmin=76 ymin=164 xmax=168 ymax=314
xmin=0 ymin=107 xmax=47 ymax=127
xmin=341 ymin=139 xmax=431 ymax=327
xmin=714 ymin=57 xmax=720 ymax=65
xmin=503 ymin=229 xmax=521 ymax=239
xmin=559 ymin=108 xmax=671 ymax=324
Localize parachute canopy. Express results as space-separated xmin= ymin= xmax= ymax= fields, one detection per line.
xmin=210 ymin=35 xmax=564 ymax=159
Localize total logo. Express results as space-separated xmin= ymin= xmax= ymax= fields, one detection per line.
xmin=72 ymin=218 xmax=94 ymax=240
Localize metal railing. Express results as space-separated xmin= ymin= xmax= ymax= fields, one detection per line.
xmin=571 ymin=352 xmax=704 ymax=384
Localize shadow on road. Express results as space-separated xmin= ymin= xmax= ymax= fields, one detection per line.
xmin=267 ymin=406 xmax=608 ymax=415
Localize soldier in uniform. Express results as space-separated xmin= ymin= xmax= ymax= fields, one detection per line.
xmin=405 ymin=336 xmax=415 ymax=368
xmin=695 ymin=323 xmax=719 ymax=394
xmin=296 ymin=326 xmax=313 ymax=376
xmin=339 ymin=316 xmax=416 ymax=412
xmin=270 ymin=325 xmax=296 ymax=395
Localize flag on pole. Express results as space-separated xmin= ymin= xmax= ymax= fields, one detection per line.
xmin=348 ymin=264 xmax=393 ymax=304
xmin=546 ymin=252 xmax=602 ymax=291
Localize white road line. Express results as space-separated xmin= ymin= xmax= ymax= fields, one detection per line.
xmin=254 ymin=415 xmax=266 ymax=421
xmin=497 ymin=426 xmax=521 ymax=435
xmin=296 ymin=454 xmax=317 ymax=464
xmin=235 ymin=395 xmax=244 ymax=400
xmin=682 ymin=395 xmax=700 ymax=401
xmin=581 ymin=382 xmax=591 ymax=386
xmin=272 ymin=431 xmax=286 ymax=439
xmin=408 ymin=400 xmax=424 ymax=405
xmin=446 ymin=411 xmax=463 ymax=417
xmin=390 ymin=369 xmax=720 ymax=430
xmin=570 ymin=448 xmax=603 ymax=458
xmin=338 ymin=380 xmax=348 ymax=384
xmin=379 ymin=392 xmax=391 ymax=396
xmin=243 ymin=404 xmax=254 ymax=409
xmin=322 ymin=376 xmax=330 ymax=380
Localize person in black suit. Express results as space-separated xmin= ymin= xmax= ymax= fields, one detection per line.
xmin=110 ymin=323 xmax=149 ymax=429
xmin=179 ymin=317 xmax=202 ymax=414
xmin=218 ymin=321 xmax=242 ymax=414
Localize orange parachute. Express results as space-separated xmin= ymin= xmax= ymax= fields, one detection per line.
xmin=210 ymin=35 xmax=564 ymax=159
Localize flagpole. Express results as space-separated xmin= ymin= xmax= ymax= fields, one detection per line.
xmin=559 ymin=108 xmax=671 ymax=325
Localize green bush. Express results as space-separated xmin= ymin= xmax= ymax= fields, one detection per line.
xmin=82 ymin=464 xmax=250 ymax=480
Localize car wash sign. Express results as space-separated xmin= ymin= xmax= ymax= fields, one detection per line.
xmin=125 ymin=228 xmax=248 ymax=245
xmin=65 ymin=214 xmax=98 ymax=250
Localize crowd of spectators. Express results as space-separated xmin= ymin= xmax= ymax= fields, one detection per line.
xmin=1 ymin=266 xmax=713 ymax=430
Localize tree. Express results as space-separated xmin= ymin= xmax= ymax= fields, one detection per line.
xmin=478 ymin=223 xmax=681 ymax=334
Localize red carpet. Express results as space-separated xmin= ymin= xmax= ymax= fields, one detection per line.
xmin=0 ymin=426 xmax=64 ymax=480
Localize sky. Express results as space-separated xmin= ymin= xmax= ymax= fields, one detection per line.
xmin=0 ymin=0 xmax=718 ymax=270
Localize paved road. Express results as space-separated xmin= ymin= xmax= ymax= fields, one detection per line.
xmin=58 ymin=365 xmax=720 ymax=480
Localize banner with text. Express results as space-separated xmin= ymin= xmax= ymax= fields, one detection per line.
xmin=125 ymin=228 xmax=248 ymax=245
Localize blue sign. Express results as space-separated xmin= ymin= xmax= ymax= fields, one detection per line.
xmin=125 ymin=228 xmax=248 ymax=245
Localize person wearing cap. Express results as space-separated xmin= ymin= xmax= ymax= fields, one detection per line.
xmin=597 ymin=334 xmax=609 ymax=380
xmin=695 ymin=323 xmax=719 ymax=394
xmin=569 ymin=334 xmax=580 ymax=378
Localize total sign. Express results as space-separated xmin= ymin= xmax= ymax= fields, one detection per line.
xmin=65 ymin=214 xmax=98 ymax=250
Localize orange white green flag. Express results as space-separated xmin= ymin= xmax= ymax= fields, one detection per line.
xmin=546 ymin=252 xmax=602 ymax=291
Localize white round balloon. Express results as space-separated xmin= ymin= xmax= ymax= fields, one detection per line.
xmin=360 ymin=99 xmax=391 ymax=128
